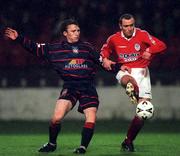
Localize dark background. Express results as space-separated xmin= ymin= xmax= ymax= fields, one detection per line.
xmin=0 ymin=0 xmax=180 ymax=87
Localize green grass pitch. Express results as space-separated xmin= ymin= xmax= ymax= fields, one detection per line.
xmin=0 ymin=120 xmax=180 ymax=156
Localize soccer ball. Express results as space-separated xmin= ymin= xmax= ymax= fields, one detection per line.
xmin=136 ymin=100 xmax=154 ymax=120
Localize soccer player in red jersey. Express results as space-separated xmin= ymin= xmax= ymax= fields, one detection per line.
xmin=4 ymin=19 xmax=120 ymax=154
xmin=101 ymin=13 xmax=167 ymax=152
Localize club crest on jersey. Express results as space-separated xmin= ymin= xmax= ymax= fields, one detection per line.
xmin=72 ymin=46 xmax=79 ymax=53
xmin=134 ymin=43 xmax=140 ymax=51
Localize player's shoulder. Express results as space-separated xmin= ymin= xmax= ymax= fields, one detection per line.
xmin=48 ymin=40 xmax=62 ymax=46
xmin=80 ymin=41 xmax=93 ymax=46
xmin=106 ymin=32 xmax=120 ymax=42
xmin=79 ymin=41 xmax=95 ymax=50
xmin=136 ymin=28 xmax=150 ymax=36
xmin=48 ymin=41 xmax=64 ymax=50
xmin=109 ymin=32 xmax=119 ymax=39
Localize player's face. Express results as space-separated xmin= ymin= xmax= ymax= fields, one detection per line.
xmin=120 ymin=18 xmax=135 ymax=38
xmin=63 ymin=24 xmax=80 ymax=43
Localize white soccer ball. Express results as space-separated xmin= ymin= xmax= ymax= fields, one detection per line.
xmin=136 ymin=100 xmax=154 ymax=120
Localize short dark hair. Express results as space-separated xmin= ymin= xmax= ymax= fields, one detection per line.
xmin=119 ymin=13 xmax=134 ymax=25
xmin=60 ymin=18 xmax=79 ymax=34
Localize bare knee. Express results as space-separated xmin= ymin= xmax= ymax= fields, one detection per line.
xmin=83 ymin=107 xmax=97 ymax=123
xmin=121 ymin=75 xmax=137 ymax=88
xmin=51 ymin=114 xmax=64 ymax=124
xmin=51 ymin=99 xmax=72 ymax=124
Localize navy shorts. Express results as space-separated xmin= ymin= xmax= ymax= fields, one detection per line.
xmin=58 ymin=85 xmax=99 ymax=113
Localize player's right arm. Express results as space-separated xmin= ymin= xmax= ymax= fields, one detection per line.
xmin=100 ymin=37 xmax=116 ymax=70
xmin=100 ymin=36 xmax=113 ymax=59
xmin=4 ymin=27 xmax=49 ymax=58
xmin=4 ymin=27 xmax=18 ymax=40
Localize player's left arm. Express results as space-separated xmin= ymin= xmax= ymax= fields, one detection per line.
xmin=143 ymin=32 xmax=167 ymax=54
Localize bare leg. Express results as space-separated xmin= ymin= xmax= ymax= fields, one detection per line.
xmin=39 ymin=99 xmax=72 ymax=152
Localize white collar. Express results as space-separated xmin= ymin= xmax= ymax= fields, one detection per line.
xmin=121 ymin=28 xmax=136 ymax=41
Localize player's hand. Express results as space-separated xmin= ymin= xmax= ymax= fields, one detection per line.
xmin=4 ymin=27 xmax=18 ymax=40
xmin=142 ymin=49 xmax=151 ymax=60
xmin=121 ymin=65 xmax=131 ymax=74
xmin=102 ymin=58 xmax=116 ymax=70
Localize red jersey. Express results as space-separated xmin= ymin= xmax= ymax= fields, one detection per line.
xmin=101 ymin=28 xmax=167 ymax=68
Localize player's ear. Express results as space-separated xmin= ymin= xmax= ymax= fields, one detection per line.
xmin=119 ymin=24 xmax=122 ymax=29
xmin=63 ymin=31 xmax=67 ymax=37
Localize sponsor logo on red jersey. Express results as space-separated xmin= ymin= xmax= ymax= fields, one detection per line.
xmin=119 ymin=53 xmax=140 ymax=62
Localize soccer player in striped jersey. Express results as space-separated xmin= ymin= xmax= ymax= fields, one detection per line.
xmin=101 ymin=13 xmax=167 ymax=152
xmin=4 ymin=19 xmax=119 ymax=154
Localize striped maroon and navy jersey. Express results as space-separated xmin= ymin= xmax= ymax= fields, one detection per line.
xmin=16 ymin=35 xmax=103 ymax=84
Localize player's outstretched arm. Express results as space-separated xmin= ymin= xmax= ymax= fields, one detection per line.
xmin=4 ymin=27 xmax=48 ymax=58
xmin=4 ymin=27 xmax=18 ymax=40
